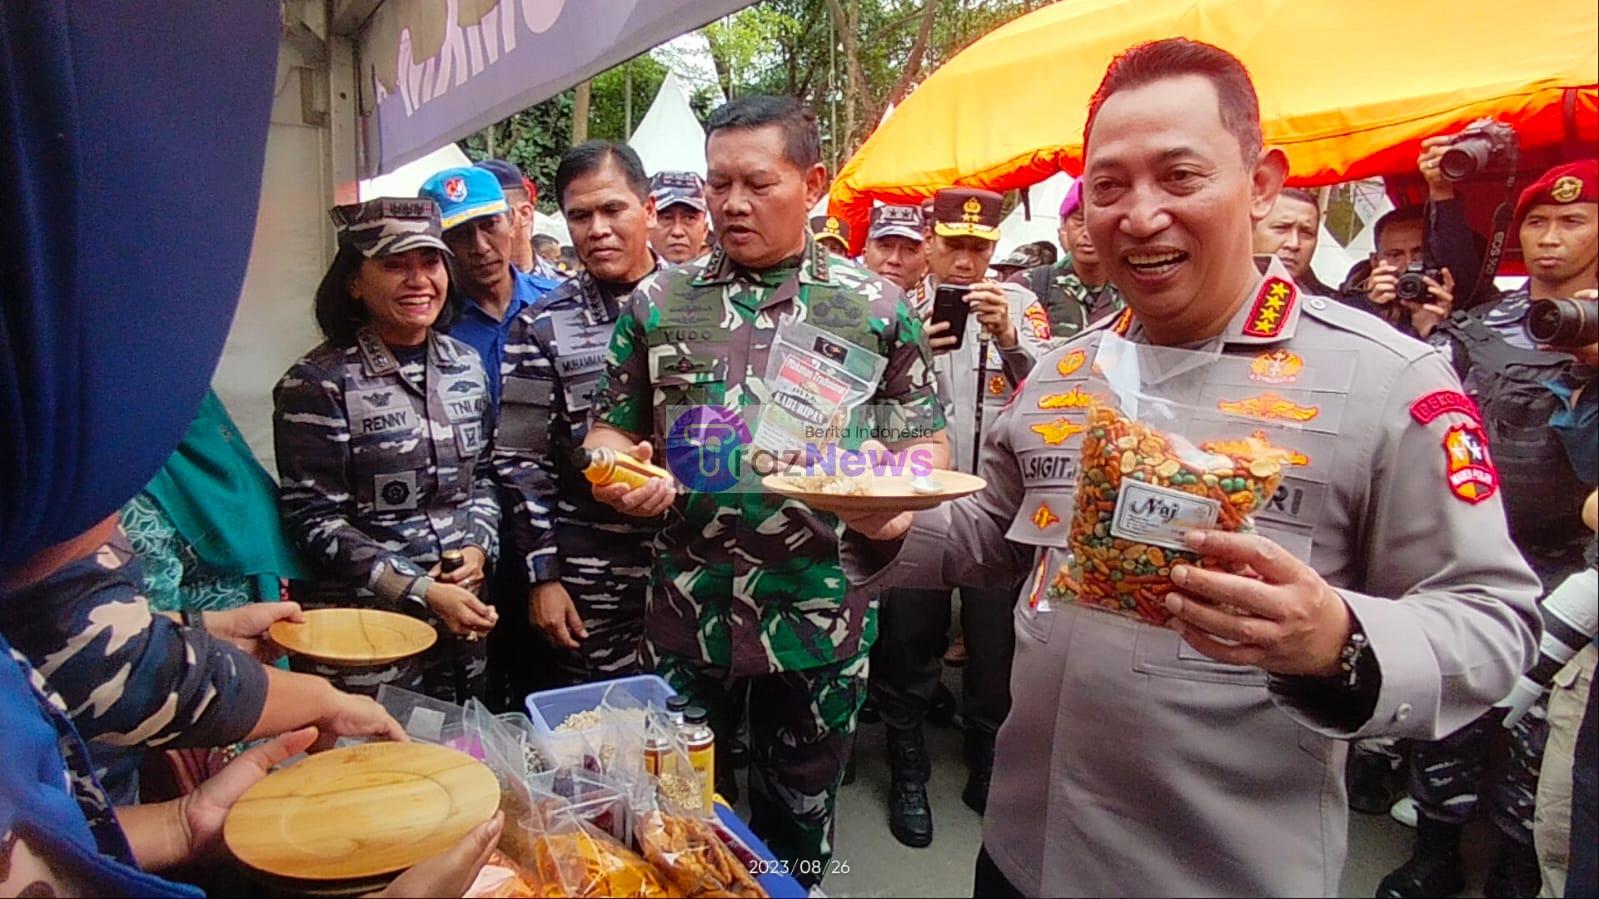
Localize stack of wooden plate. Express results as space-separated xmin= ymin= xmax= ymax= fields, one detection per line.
xmin=223 ymin=742 xmax=500 ymax=895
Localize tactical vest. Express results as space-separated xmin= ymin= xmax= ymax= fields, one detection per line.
xmin=650 ymin=243 xmax=877 ymax=397
xmin=1440 ymin=310 xmax=1588 ymax=569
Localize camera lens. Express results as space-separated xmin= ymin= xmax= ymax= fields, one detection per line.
xmin=1395 ymin=272 xmax=1428 ymax=302
xmin=1440 ymin=137 xmax=1492 ymax=181
xmin=1526 ymin=298 xmax=1599 ymax=346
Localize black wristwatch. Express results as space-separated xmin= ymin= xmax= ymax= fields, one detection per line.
xmin=1337 ymin=628 xmax=1372 ymax=690
xmin=181 ymin=607 xmax=206 ymax=631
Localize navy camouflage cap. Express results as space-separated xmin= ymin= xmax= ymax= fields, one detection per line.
xmin=867 ymin=204 xmax=926 ymax=243
xmin=649 ymin=170 xmax=707 ymax=212
xmin=329 ymin=197 xmax=449 ymax=258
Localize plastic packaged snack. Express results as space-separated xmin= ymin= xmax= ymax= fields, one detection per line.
xmin=529 ymin=809 xmax=668 ymax=898
xmin=1066 ymin=402 xmax=1290 ymax=624
xmin=634 ymin=806 xmax=769 ymax=898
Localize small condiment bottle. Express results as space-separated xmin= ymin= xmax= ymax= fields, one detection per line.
xmin=665 ymin=695 xmax=690 ymax=726
xmin=571 ymin=446 xmax=671 ymax=491
xmin=678 ymin=706 xmax=716 ymax=814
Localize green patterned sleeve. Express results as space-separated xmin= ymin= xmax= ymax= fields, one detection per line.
xmin=592 ymin=292 xmax=653 ymax=437
xmin=119 ymin=493 xmax=186 ymax=612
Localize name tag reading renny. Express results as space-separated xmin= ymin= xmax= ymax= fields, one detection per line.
xmin=1110 ymin=480 xmax=1219 ymax=552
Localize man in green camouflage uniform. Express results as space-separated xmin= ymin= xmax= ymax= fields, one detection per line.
xmin=584 ymin=96 xmax=948 ymax=887
xmin=1010 ymin=179 xmax=1123 ymax=340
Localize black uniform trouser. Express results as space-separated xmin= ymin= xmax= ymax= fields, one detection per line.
xmin=871 ymin=582 xmax=1018 ymax=740
xmin=483 ymin=546 xmax=552 ymax=712
xmin=973 ymin=846 xmax=1026 ymax=898
xmin=1409 ymin=703 xmax=1549 ymax=845
xmin=1567 ymin=673 xmax=1597 ymax=898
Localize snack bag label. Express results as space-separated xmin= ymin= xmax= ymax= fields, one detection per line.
xmin=753 ymin=319 xmax=886 ymax=458
xmin=1110 ymin=480 xmax=1220 ymax=552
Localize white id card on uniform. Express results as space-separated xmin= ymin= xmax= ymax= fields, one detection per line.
xmin=752 ymin=320 xmax=886 ymax=459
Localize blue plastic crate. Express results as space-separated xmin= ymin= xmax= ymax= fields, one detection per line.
xmin=525 ymin=673 xmax=676 ymax=736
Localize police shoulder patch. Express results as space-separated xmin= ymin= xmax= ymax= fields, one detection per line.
xmin=1441 ymin=422 xmax=1498 ymax=504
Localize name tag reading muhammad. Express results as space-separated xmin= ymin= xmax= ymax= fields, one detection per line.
xmin=1110 ymin=480 xmax=1219 ymax=552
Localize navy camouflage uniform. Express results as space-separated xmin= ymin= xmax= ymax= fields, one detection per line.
xmin=0 ymin=533 xmax=267 ymax=804
xmin=274 ymin=325 xmax=500 ymax=703
xmin=494 ymin=264 xmax=664 ymax=684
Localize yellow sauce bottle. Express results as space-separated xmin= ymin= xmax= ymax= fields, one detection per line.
xmin=679 ymin=705 xmax=716 ymax=815
xmin=571 ymin=446 xmax=671 ymax=490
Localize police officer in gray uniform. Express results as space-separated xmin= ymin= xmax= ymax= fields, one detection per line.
xmin=275 ymin=197 xmax=500 ymax=703
xmin=496 ymin=141 xmax=663 ymax=686
xmin=838 ymin=40 xmax=1541 ymax=897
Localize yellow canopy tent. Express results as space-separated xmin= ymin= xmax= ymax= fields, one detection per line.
xmin=828 ymin=0 xmax=1597 ymax=249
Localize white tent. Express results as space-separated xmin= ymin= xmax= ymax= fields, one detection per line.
xmin=995 ymin=172 xmax=1073 ymax=259
xmin=629 ymin=71 xmax=707 ymax=177
xmin=358 ymin=142 xmax=471 ymax=199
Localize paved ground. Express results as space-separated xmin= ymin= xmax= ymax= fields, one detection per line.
xmin=724 ymin=666 xmax=1498 ymax=898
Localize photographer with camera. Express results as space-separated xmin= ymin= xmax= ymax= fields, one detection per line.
xmin=1363 ymin=206 xmax=1459 ymax=341
xmin=1381 ymin=159 xmax=1597 ymax=899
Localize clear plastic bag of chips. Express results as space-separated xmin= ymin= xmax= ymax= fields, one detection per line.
xmin=1064 ymin=333 xmax=1300 ymax=624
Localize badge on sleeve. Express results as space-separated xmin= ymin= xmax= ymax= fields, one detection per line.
xmin=1410 ymin=389 xmax=1482 ymax=425
xmin=1442 ymin=423 xmax=1498 ymax=504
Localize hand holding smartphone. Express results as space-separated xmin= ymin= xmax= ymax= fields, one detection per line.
xmin=930 ymin=284 xmax=972 ymax=352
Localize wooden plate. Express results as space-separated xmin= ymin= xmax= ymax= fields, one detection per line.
xmin=224 ymin=742 xmax=500 ymax=881
xmin=269 ymin=608 xmax=437 ymax=667
xmin=762 ymin=469 xmax=988 ymax=514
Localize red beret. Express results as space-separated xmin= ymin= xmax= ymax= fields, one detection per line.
xmin=1515 ymin=159 xmax=1597 ymax=222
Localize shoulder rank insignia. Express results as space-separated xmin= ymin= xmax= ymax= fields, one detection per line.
xmin=1112 ymin=308 xmax=1134 ymax=336
xmin=1217 ymin=391 xmax=1319 ymax=422
xmin=1242 ymin=276 xmax=1296 ymax=339
xmin=1442 ymin=422 xmax=1498 ymax=504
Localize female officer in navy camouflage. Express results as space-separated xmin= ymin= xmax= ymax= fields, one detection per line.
xmin=273 ymin=197 xmax=501 ymax=702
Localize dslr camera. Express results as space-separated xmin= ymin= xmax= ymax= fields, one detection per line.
xmin=1395 ymin=261 xmax=1445 ymax=302
xmin=1439 ymin=119 xmax=1518 ymax=181
xmin=1526 ymin=297 xmax=1599 ymax=347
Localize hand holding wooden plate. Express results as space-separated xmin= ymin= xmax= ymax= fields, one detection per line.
xmin=269 ymin=608 xmax=436 ymax=667
xmin=762 ymin=469 xmax=987 ymax=514
xmin=224 ymin=742 xmax=499 ymax=881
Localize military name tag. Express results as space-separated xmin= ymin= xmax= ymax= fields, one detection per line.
xmin=348 ymin=389 xmax=418 ymax=436
xmin=1110 ymin=480 xmax=1219 ymax=552
xmin=373 ymin=470 xmax=420 ymax=512
xmin=551 ymin=309 xmax=610 ymax=373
